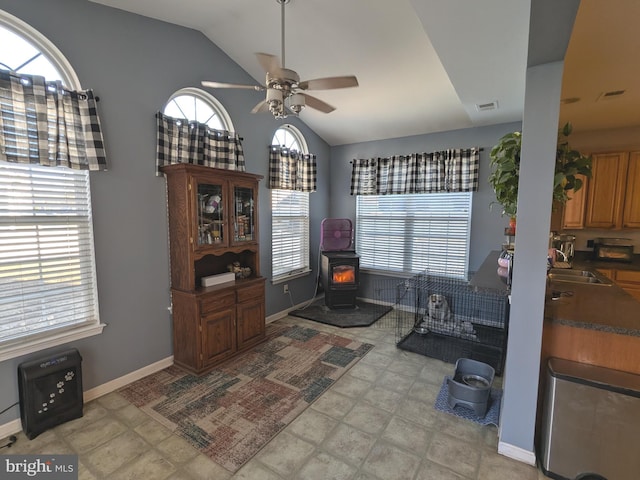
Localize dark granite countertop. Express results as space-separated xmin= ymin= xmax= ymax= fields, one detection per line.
xmin=469 ymin=251 xmax=510 ymax=292
xmin=546 ymin=251 xmax=640 ymax=336
xmin=544 ymin=279 xmax=640 ymax=336
xmin=472 ymin=251 xmax=640 ymax=337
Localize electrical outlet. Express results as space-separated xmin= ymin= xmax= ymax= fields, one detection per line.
xmin=587 ymin=239 xmax=594 ymax=248
xmin=283 ymin=284 xmax=289 ymax=294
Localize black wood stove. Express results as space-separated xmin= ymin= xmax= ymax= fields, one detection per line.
xmin=320 ymin=219 xmax=360 ymax=309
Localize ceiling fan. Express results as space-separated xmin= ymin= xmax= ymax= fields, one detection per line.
xmin=201 ymin=0 xmax=358 ymax=119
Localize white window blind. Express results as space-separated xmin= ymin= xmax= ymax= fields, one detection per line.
xmin=0 ymin=162 xmax=100 ymax=346
xmin=271 ymin=189 xmax=310 ymax=281
xmin=356 ymin=193 xmax=472 ymax=277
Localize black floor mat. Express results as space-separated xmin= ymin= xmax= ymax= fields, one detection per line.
xmin=290 ymin=300 xmax=392 ymax=328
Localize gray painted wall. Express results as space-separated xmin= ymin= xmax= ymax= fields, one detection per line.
xmin=329 ymin=123 xmax=522 ymax=272
xmin=500 ymin=61 xmax=565 ymax=456
xmin=0 ymin=0 xmax=330 ymax=422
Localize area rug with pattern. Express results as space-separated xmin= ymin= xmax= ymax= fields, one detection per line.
xmin=118 ymin=322 xmax=373 ymax=473
xmin=433 ymin=376 xmax=502 ymax=427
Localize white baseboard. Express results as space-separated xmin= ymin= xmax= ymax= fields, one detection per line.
xmin=0 ymin=355 xmax=173 ymax=440
xmin=0 ymin=418 xmax=21 ymax=440
xmin=266 ymin=295 xmax=323 ymax=324
xmin=498 ymin=441 xmax=537 ymax=466
xmin=83 ymin=356 xmax=173 ymax=403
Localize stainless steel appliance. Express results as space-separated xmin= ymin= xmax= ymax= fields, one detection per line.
xmin=540 ymin=357 xmax=640 ymax=480
xmin=593 ymin=238 xmax=634 ymax=263
xmin=551 ymin=234 xmax=576 ymax=268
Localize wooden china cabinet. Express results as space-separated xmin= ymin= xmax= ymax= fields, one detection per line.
xmin=161 ymin=163 xmax=265 ymax=374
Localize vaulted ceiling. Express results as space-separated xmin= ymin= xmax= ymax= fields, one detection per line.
xmin=90 ymin=0 xmax=639 ymax=146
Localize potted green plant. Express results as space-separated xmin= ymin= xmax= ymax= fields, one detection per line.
xmin=488 ymin=122 xmax=592 ymax=220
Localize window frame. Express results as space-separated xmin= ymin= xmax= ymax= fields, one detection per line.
xmin=355 ymin=192 xmax=473 ymax=278
xmin=162 ymin=87 xmax=234 ymax=132
xmin=0 ymin=12 xmax=104 ymax=362
xmin=271 ymin=125 xmax=311 ymax=284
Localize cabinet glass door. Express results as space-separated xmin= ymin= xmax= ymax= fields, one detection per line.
xmin=233 ymin=185 xmax=256 ymax=243
xmin=197 ymin=182 xmax=225 ymax=246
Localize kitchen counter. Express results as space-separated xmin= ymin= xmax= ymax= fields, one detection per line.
xmin=472 ymin=250 xmax=640 ymax=373
xmin=546 ymin=251 xmax=640 ymax=336
xmin=469 ymin=250 xmax=510 ymax=292
xmin=471 ymin=250 xmax=639 ymax=335
xmin=544 ymin=276 xmax=640 ymax=336
xmin=543 ymin=252 xmax=640 ymax=376
xmin=472 ymin=250 xmax=639 ymax=334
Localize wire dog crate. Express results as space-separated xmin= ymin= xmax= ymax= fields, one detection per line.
xmin=389 ymin=271 xmax=510 ymax=375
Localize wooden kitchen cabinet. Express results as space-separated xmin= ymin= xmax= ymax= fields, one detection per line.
xmin=595 ymin=268 xmax=615 ymax=280
xmin=613 ymin=270 xmax=640 ymax=301
xmin=161 ymin=163 xmax=266 ymax=374
xmin=561 ymin=174 xmax=589 ymax=229
xmin=584 ymin=152 xmax=628 ymax=229
xmin=622 ymin=152 xmax=640 ymax=228
xmin=582 ymin=151 xmax=640 ymax=229
xmin=597 ymin=268 xmax=640 ymax=301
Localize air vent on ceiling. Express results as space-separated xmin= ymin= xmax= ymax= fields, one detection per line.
xmin=597 ymin=90 xmax=626 ymax=101
xmin=476 ymin=101 xmax=498 ymax=112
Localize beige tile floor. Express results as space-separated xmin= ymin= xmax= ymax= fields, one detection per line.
xmin=1 ymin=315 xmax=551 ymax=480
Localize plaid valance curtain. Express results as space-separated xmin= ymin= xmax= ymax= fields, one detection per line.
xmin=350 ymin=148 xmax=479 ymax=195
xmin=268 ymin=146 xmax=317 ymax=192
xmin=0 ymin=70 xmax=107 ymax=170
xmin=155 ymin=112 xmax=245 ymax=173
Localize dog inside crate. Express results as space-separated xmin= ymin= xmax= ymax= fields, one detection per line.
xmin=391 ymin=271 xmax=509 ymax=374
xmin=413 ymin=292 xmax=478 ymax=340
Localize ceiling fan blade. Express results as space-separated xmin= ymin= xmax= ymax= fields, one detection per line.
xmin=201 ymin=81 xmax=263 ymax=91
xmin=298 ymin=75 xmax=359 ymax=91
xmin=251 ymin=100 xmax=270 ymax=114
xmin=255 ymin=52 xmax=283 ymax=76
xmin=301 ymin=93 xmax=335 ymax=114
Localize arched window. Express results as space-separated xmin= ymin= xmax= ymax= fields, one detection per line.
xmin=163 ymin=87 xmax=233 ymax=131
xmin=0 ymin=11 xmax=79 ymax=88
xmin=271 ymin=125 xmax=311 ymax=282
xmin=0 ymin=11 xmax=103 ymax=360
xmin=272 ymin=124 xmax=308 ymax=153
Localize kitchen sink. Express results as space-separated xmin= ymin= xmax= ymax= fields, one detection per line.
xmin=547 ymin=268 xmax=613 ymax=286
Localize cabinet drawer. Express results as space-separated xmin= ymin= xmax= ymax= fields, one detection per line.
xmin=237 ymin=283 xmax=264 ymax=303
xmin=200 ymin=292 xmax=235 ymax=315
xmin=615 ymin=270 xmax=640 ymax=285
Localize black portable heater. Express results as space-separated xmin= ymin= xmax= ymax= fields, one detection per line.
xmin=17 ymin=348 xmax=84 ymax=439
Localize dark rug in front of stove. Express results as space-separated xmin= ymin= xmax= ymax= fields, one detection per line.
xmin=290 ymin=299 xmax=392 ymax=328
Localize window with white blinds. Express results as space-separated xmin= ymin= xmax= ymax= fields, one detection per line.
xmin=356 ymin=193 xmax=472 ymax=277
xmin=0 ymin=162 xmax=100 ymax=348
xmin=271 ymin=189 xmax=311 ymax=281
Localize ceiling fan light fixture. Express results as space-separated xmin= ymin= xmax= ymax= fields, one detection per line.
xmin=287 ymin=93 xmax=305 ymax=114
xmin=266 ymin=88 xmax=284 ymax=117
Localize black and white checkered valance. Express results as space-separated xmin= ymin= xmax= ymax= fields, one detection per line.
xmin=0 ymin=70 xmax=107 ymax=171
xmin=350 ymin=148 xmax=479 ymax=195
xmin=268 ymin=146 xmax=316 ymax=192
xmin=155 ymin=112 xmax=245 ymax=173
